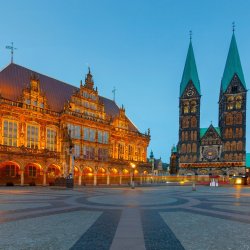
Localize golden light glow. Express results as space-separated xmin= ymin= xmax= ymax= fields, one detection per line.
xmin=235 ymin=178 xmax=242 ymax=185
xmin=123 ymin=169 xmax=129 ymax=174
xmin=130 ymin=163 xmax=136 ymax=168
xmin=87 ymin=173 xmax=93 ymax=176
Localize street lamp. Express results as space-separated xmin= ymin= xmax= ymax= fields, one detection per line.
xmin=130 ymin=163 xmax=136 ymax=189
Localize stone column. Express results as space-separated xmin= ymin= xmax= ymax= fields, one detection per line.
xmin=20 ymin=170 xmax=24 ymax=186
xmin=140 ymin=175 xmax=143 ymax=185
xmin=94 ymin=173 xmax=97 ymax=186
xmin=119 ymin=174 xmax=122 ymax=185
xmin=43 ymin=172 xmax=46 ymax=186
xmin=107 ymin=174 xmax=110 ymax=185
xmin=78 ymin=174 xmax=82 ymax=186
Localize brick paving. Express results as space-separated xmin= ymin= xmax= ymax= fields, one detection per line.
xmin=0 ymin=185 xmax=250 ymax=249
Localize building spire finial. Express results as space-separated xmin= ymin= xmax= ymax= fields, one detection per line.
xmin=232 ymin=22 xmax=235 ymax=34
xmin=189 ymin=30 xmax=192 ymax=42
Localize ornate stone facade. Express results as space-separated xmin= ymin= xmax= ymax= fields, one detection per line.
xmin=178 ymin=33 xmax=247 ymax=176
xmin=0 ymin=64 xmax=150 ymax=186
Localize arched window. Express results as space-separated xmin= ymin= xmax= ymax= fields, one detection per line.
xmin=190 ymin=131 xmax=193 ymax=141
xmin=181 ymin=144 xmax=186 ymax=153
xmin=193 ymin=155 xmax=197 ymax=162
xmin=227 ymin=96 xmax=234 ymax=110
xmin=237 ymin=141 xmax=242 ymax=151
xmin=193 ymin=131 xmax=197 ymax=140
xmin=235 ymin=96 xmax=242 ymax=109
xmin=239 ymin=153 xmax=243 ymax=161
xmin=183 ymin=101 xmax=189 ymax=114
xmin=235 ymin=113 xmax=242 ymax=124
xmin=191 ymin=101 xmax=197 ymax=113
xmin=225 ymin=142 xmax=230 ymax=151
xmin=224 ymin=154 xmax=228 ymax=161
xmin=191 ymin=117 xmax=197 ymax=128
xmin=187 ymin=144 xmax=191 ymax=153
xmin=226 ymin=114 xmax=233 ymax=125
xmin=185 ymin=132 xmax=189 ymax=141
xmin=182 ymin=117 xmax=189 ymax=128
xmin=182 ymin=132 xmax=185 ymax=141
xmin=28 ymin=165 xmax=37 ymax=178
xmin=192 ymin=143 xmax=197 ymax=153
xmin=231 ymin=141 xmax=236 ymax=151
xmin=239 ymin=128 xmax=243 ymax=138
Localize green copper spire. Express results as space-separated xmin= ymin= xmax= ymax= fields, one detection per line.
xmin=180 ymin=40 xmax=201 ymax=96
xmin=221 ymin=33 xmax=246 ymax=93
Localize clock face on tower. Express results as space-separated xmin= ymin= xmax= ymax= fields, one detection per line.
xmin=187 ymin=89 xmax=194 ymax=97
xmin=203 ymin=147 xmax=218 ymax=161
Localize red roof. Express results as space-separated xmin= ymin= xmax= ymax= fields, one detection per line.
xmin=0 ymin=63 xmax=139 ymax=132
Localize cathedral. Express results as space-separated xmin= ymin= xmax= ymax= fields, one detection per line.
xmin=176 ymin=31 xmax=247 ymax=176
xmin=0 ymin=63 xmax=150 ymax=186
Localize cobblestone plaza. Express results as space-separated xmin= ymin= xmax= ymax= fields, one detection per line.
xmin=0 ymin=185 xmax=250 ymax=250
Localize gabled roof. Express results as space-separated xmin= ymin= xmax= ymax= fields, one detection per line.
xmin=221 ymin=33 xmax=246 ymax=93
xmin=200 ymin=126 xmax=221 ymax=139
xmin=0 ymin=63 xmax=139 ymax=132
xmin=180 ymin=41 xmax=201 ymax=96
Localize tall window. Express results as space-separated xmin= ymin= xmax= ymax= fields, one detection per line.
xmin=27 ymin=125 xmax=39 ymax=149
xmin=103 ymin=132 xmax=109 ymax=144
xmin=128 ymin=145 xmax=134 ymax=160
xmin=5 ymin=165 xmax=17 ymax=177
xmin=98 ymin=148 xmax=108 ymax=161
xmin=3 ymin=120 xmax=18 ymax=146
xmin=118 ymin=143 xmax=125 ymax=159
xmin=46 ymin=128 xmax=57 ymax=151
xmin=74 ymin=144 xmax=81 ymax=157
xmin=83 ymin=127 xmax=96 ymax=142
xmin=98 ymin=131 xmax=103 ymax=143
xmin=68 ymin=124 xmax=81 ymax=139
xmin=83 ymin=146 xmax=95 ymax=160
xmin=28 ymin=166 xmax=37 ymax=177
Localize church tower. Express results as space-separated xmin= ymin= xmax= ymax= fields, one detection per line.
xmin=219 ymin=32 xmax=247 ymax=168
xmin=178 ymin=38 xmax=201 ymax=165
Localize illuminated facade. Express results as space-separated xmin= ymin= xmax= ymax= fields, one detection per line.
xmin=0 ymin=64 xmax=150 ymax=186
xmin=177 ymin=32 xmax=247 ymax=176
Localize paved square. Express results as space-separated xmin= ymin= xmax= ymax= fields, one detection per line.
xmin=0 ymin=185 xmax=250 ymax=249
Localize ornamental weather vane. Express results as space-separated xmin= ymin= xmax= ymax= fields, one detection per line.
xmin=6 ymin=42 xmax=17 ymax=63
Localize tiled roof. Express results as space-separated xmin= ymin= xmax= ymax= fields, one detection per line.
xmin=0 ymin=63 xmax=139 ymax=132
xmin=200 ymin=126 xmax=221 ymax=138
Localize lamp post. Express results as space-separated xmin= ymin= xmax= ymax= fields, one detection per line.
xmin=131 ymin=163 xmax=136 ymax=189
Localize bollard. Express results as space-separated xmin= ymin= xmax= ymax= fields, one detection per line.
xmin=192 ymin=182 xmax=196 ymax=191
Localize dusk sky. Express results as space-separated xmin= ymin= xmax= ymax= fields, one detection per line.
xmin=0 ymin=0 xmax=250 ymax=162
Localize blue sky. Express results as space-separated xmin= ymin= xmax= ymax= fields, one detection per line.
xmin=0 ymin=0 xmax=250 ymax=162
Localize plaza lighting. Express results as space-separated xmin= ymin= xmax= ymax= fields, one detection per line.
xmin=130 ymin=163 xmax=136 ymax=189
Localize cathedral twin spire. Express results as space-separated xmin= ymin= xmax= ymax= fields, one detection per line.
xmin=180 ymin=31 xmax=246 ymax=96
xmin=180 ymin=40 xmax=200 ymax=97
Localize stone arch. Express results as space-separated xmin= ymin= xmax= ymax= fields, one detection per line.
xmin=24 ymin=162 xmax=43 ymax=185
xmin=109 ymin=167 xmax=120 ymax=185
xmin=235 ymin=113 xmax=242 ymax=124
xmin=82 ymin=166 xmax=94 ymax=185
xmin=47 ymin=164 xmax=62 ymax=184
xmin=0 ymin=161 xmax=21 ymax=185
xmin=97 ymin=167 xmax=107 ymax=185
